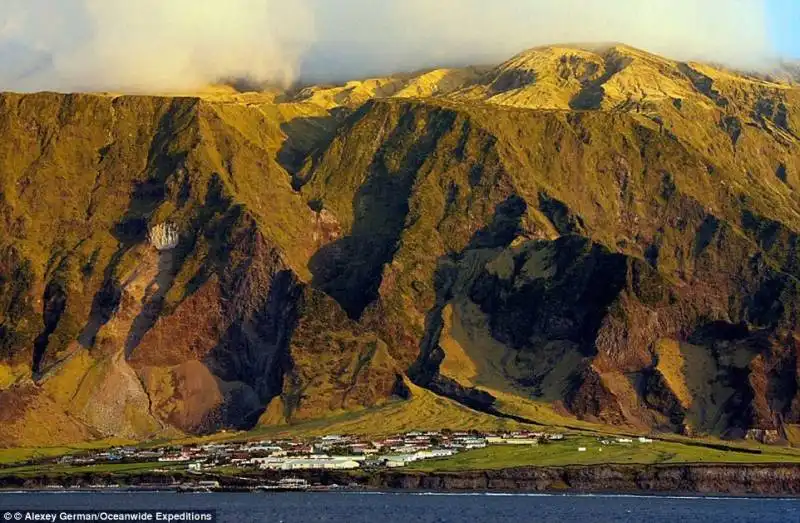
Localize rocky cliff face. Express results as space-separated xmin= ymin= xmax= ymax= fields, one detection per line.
xmin=1 ymin=44 xmax=800 ymax=446
xmin=0 ymin=92 xmax=395 ymax=445
xmin=369 ymin=464 xmax=800 ymax=495
xmin=3 ymin=464 xmax=800 ymax=496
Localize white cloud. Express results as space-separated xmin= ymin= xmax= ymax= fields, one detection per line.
xmin=0 ymin=0 xmax=314 ymax=92
xmin=302 ymin=0 xmax=773 ymax=80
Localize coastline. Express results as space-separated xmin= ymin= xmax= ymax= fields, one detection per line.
xmin=2 ymin=463 xmax=800 ymax=497
xmin=369 ymin=463 xmax=800 ymax=496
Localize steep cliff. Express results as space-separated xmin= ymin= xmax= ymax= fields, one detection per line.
xmin=370 ymin=463 xmax=800 ymax=495
xmin=3 ymin=464 xmax=800 ymax=496
xmin=0 ymin=92 xmax=398 ymax=445
xmin=1 ymin=44 xmax=800 ymax=446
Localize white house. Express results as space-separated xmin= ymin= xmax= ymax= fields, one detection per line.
xmin=414 ymin=449 xmax=455 ymax=459
xmin=257 ymin=457 xmax=361 ymax=471
xmin=158 ymin=453 xmax=190 ymax=462
xmin=245 ymin=445 xmax=285 ymax=453
xmin=250 ymin=457 xmax=281 ymax=467
xmin=487 ymin=437 xmax=538 ymax=445
xmin=380 ymin=453 xmax=420 ymax=464
xmin=323 ymin=459 xmax=360 ymax=470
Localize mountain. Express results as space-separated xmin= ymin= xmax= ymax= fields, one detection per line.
xmin=1 ymin=44 xmax=800 ymax=447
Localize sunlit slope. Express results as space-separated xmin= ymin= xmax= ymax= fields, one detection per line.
xmin=288 ymin=67 xmax=483 ymax=109
xmin=298 ymin=90 xmax=800 ymax=440
xmin=0 ymin=93 xmax=399 ymax=446
xmin=1 ymin=44 xmax=800 ymax=447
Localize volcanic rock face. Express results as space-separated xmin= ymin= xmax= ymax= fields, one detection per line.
xmin=1 ymin=44 xmax=800 ymax=445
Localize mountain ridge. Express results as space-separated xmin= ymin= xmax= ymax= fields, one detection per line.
xmin=1 ymin=44 xmax=800 ymax=447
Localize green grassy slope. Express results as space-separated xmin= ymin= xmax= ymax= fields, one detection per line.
xmin=407 ymin=436 xmax=800 ymax=472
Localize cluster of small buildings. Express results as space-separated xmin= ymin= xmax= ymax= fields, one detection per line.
xmin=236 ymin=432 xmax=478 ymax=470
xmin=231 ymin=430 xmax=562 ymax=470
xmin=577 ymin=436 xmax=655 ymax=452
xmin=242 ymin=431 xmax=563 ymax=470
xmin=53 ymin=430 xmax=564 ymax=471
xmin=488 ymin=432 xmax=564 ymax=445
xmin=598 ymin=436 xmax=653 ymax=445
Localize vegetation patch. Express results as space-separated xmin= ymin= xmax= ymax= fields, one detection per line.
xmin=407 ymin=435 xmax=800 ymax=472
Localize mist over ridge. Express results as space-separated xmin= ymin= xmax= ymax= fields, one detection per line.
xmin=0 ymin=0 xmax=784 ymax=93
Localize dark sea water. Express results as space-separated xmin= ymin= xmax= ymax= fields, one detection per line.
xmin=1 ymin=491 xmax=798 ymax=523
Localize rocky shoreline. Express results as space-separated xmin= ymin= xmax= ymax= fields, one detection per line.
xmin=368 ymin=464 xmax=800 ymax=496
xmin=2 ymin=464 xmax=800 ymax=496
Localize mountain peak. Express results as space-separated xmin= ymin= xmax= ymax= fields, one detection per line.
xmin=0 ymin=45 xmax=799 ymax=447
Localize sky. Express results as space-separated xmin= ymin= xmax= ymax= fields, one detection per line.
xmin=767 ymin=0 xmax=800 ymax=58
xmin=0 ymin=0 xmax=798 ymax=93
xmin=300 ymin=0 xmax=795 ymax=82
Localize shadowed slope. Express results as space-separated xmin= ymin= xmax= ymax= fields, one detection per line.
xmin=1 ymin=45 xmax=800 ymax=446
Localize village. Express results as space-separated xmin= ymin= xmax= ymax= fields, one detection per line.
xmin=44 ymin=430 xmax=658 ymax=474
xmin=48 ymin=431 xmax=568 ymax=472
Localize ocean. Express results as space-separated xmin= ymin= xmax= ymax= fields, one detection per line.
xmin=1 ymin=491 xmax=798 ymax=522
